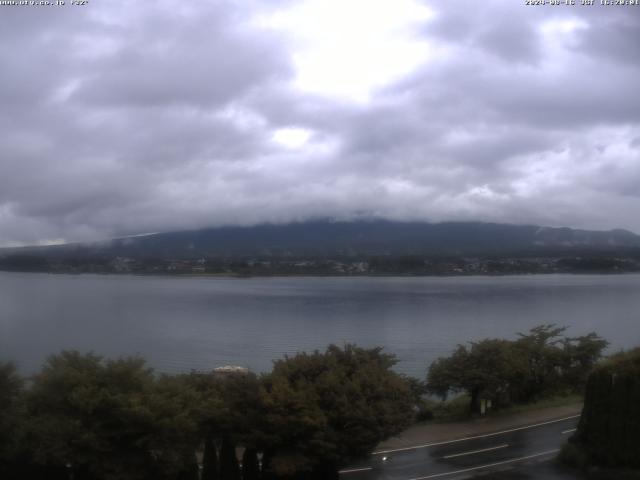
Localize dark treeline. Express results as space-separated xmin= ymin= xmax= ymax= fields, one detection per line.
xmin=0 ymin=327 xmax=608 ymax=480
xmin=0 ymin=345 xmax=414 ymax=480
xmin=426 ymin=325 xmax=608 ymax=414
xmin=2 ymin=253 xmax=640 ymax=276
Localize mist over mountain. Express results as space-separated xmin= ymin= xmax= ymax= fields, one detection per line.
xmin=6 ymin=220 xmax=640 ymax=260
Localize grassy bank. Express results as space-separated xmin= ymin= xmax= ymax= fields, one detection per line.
xmin=419 ymin=393 xmax=583 ymax=423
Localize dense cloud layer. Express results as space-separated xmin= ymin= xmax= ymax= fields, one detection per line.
xmin=0 ymin=0 xmax=639 ymax=245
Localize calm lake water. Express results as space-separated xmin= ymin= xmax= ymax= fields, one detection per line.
xmin=1 ymin=272 xmax=639 ymax=378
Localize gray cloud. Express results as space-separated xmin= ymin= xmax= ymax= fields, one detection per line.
xmin=1 ymin=0 xmax=640 ymax=246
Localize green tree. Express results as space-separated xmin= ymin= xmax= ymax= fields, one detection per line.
xmin=261 ymin=344 xmax=414 ymax=478
xmin=185 ymin=370 xmax=264 ymax=479
xmin=428 ymin=325 xmax=609 ymax=414
xmin=427 ymin=339 xmax=527 ymax=413
xmin=0 ymin=362 xmax=25 ymax=479
xmin=516 ymin=325 xmax=607 ymax=399
xmin=23 ymin=351 xmax=205 ymax=480
xmin=185 ymin=370 xmax=263 ymax=437
xmin=515 ymin=324 xmax=569 ymax=399
xmin=145 ymin=374 xmax=202 ymax=479
xmin=560 ymin=333 xmax=609 ymax=391
xmin=24 ymin=352 xmax=156 ymax=480
xmin=260 ymin=372 xmax=327 ymax=477
xmin=216 ymin=373 xmax=264 ymax=447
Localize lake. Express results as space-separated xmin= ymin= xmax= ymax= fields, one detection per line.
xmin=1 ymin=272 xmax=639 ymax=378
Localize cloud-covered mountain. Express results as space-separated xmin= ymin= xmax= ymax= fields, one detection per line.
xmin=9 ymin=221 xmax=640 ymax=259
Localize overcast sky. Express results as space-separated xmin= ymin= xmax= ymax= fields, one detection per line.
xmin=1 ymin=0 xmax=639 ymax=246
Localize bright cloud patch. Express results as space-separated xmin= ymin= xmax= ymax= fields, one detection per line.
xmin=272 ymin=127 xmax=312 ymax=149
xmin=263 ymin=0 xmax=433 ymax=101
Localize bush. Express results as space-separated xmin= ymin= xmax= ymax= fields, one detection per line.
xmin=420 ymin=395 xmax=471 ymax=422
xmin=414 ymin=402 xmax=434 ymax=422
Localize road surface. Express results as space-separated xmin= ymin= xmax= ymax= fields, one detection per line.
xmin=339 ymin=415 xmax=580 ymax=480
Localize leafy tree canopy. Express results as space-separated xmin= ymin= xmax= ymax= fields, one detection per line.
xmin=427 ymin=325 xmax=608 ymax=414
xmin=262 ymin=344 xmax=414 ymax=476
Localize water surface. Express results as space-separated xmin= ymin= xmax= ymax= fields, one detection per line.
xmin=1 ymin=272 xmax=639 ymax=377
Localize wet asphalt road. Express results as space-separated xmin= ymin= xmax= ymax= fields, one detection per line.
xmin=339 ymin=416 xmax=581 ymax=480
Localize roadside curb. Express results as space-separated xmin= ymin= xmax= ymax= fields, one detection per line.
xmin=375 ymin=403 xmax=583 ymax=452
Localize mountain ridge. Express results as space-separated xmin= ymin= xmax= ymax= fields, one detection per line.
xmin=3 ymin=220 xmax=640 ymax=259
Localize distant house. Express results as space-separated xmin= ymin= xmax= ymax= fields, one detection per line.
xmin=213 ymin=365 xmax=249 ymax=376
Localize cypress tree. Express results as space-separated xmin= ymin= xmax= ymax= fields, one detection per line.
xmin=312 ymin=462 xmax=338 ymax=480
xmin=176 ymin=453 xmax=200 ymax=480
xmin=574 ymin=347 xmax=640 ymax=468
xmin=241 ymin=448 xmax=260 ymax=480
xmin=220 ymin=438 xmax=240 ymax=480
xmin=202 ymin=435 xmax=219 ymax=480
xmin=259 ymin=451 xmax=276 ymax=480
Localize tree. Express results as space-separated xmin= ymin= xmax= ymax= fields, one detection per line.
xmin=145 ymin=374 xmax=202 ymax=479
xmin=261 ymin=344 xmax=414 ymax=478
xmin=560 ymin=333 xmax=609 ymax=391
xmin=241 ymin=448 xmax=260 ymax=480
xmin=24 ymin=352 xmax=158 ymax=480
xmin=22 ymin=351 xmax=207 ymax=480
xmin=427 ymin=340 xmax=527 ymax=414
xmin=219 ymin=437 xmax=240 ymax=480
xmin=185 ymin=370 xmax=264 ymax=447
xmin=216 ymin=372 xmax=264 ymax=447
xmin=428 ymin=325 xmax=609 ymax=414
xmin=260 ymin=373 xmax=327 ymax=477
xmin=516 ymin=325 xmax=607 ymax=399
xmin=0 ymin=362 xmax=24 ymax=479
xmin=201 ymin=434 xmax=219 ymax=480
xmin=568 ymin=347 xmax=640 ymax=468
xmin=515 ymin=324 xmax=569 ymax=399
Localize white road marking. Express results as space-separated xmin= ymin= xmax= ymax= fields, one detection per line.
xmin=373 ymin=415 xmax=580 ymax=455
xmin=561 ymin=428 xmax=577 ymax=434
xmin=442 ymin=443 xmax=509 ymax=459
xmin=338 ymin=467 xmax=373 ymax=474
xmin=407 ymin=449 xmax=560 ymax=480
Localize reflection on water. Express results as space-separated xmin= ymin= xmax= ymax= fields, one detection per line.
xmin=1 ymin=273 xmax=639 ymax=377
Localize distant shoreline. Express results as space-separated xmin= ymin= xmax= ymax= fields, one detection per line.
xmin=2 ymin=269 xmax=640 ymax=278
